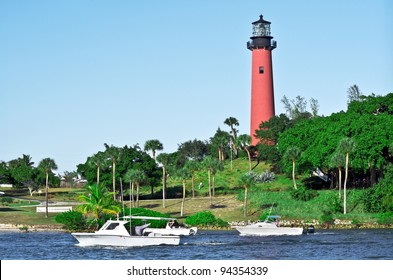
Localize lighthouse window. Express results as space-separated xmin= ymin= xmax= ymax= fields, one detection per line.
xmin=259 ymin=66 xmax=264 ymax=74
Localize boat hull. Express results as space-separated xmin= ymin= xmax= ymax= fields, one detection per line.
xmin=72 ymin=233 xmax=180 ymax=247
xmin=144 ymin=227 xmax=198 ymax=236
xmin=234 ymin=225 xmax=304 ymax=236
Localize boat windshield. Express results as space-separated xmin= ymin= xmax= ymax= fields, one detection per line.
xmin=104 ymin=222 xmax=120 ymax=230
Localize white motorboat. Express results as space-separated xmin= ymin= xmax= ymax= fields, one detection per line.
xmin=233 ymin=216 xmax=304 ymax=236
xmin=71 ymin=218 xmax=180 ymax=247
xmin=144 ymin=220 xmax=198 ymax=236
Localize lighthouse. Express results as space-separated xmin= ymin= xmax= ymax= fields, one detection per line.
xmin=248 ymin=15 xmax=276 ymax=146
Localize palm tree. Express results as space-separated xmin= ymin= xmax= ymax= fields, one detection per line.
xmin=38 ymin=158 xmax=58 ymax=218
xmin=87 ymin=151 xmax=106 ymax=186
xmin=176 ymin=166 xmax=191 ymax=217
xmin=284 ymin=146 xmax=301 ymax=190
xmin=237 ymin=134 xmax=252 ymax=171
xmin=210 ymin=158 xmax=223 ymax=197
xmin=185 ymin=160 xmax=200 ymax=198
xmin=202 ymin=156 xmax=214 ymax=205
xmin=156 ymin=153 xmax=171 ymax=208
xmin=126 ymin=169 xmax=146 ymax=208
xmin=144 ymin=139 xmax=163 ymax=161
xmin=224 ymin=117 xmax=239 ymax=157
xmin=330 ymin=151 xmax=345 ymax=199
xmin=104 ymin=144 xmax=120 ymax=200
xmin=21 ymin=154 xmax=34 ymax=167
xmin=239 ymin=172 xmax=256 ymax=217
xmin=210 ymin=128 xmax=230 ymax=162
xmin=339 ymin=137 xmax=356 ymax=214
xmin=78 ymin=184 xmax=121 ymax=229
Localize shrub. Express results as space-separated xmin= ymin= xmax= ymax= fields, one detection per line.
xmin=1 ymin=197 xmax=13 ymax=205
xmin=255 ymin=171 xmax=276 ymax=183
xmin=376 ymin=212 xmax=393 ymax=225
xmin=362 ymin=167 xmax=393 ymax=213
xmin=320 ymin=210 xmax=334 ymax=224
xmin=326 ymin=195 xmax=343 ymax=213
xmin=290 ymin=185 xmax=319 ymax=201
xmin=55 ymin=210 xmax=87 ymax=231
xmin=185 ymin=211 xmax=228 ymax=227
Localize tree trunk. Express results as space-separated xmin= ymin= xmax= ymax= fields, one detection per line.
xmin=131 ymin=182 xmax=135 ymax=208
xmin=180 ymin=180 xmax=186 ymax=216
xmin=338 ymin=167 xmax=342 ymax=199
xmin=162 ymin=166 xmax=166 ymax=208
xmin=129 ymin=181 xmax=132 ymax=210
xmin=191 ymin=172 xmax=195 ymax=198
xmin=208 ymin=169 xmax=212 ymax=205
xmin=112 ymin=160 xmax=116 ymax=200
xmin=212 ymin=174 xmax=215 ymax=197
xmin=246 ymin=148 xmax=252 ymax=171
xmin=136 ymin=182 xmax=140 ymax=208
xmin=292 ymin=160 xmax=297 ymax=189
xmin=45 ymin=171 xmax=49 ymax=218
xmin=243 ymin=187 xmax=248 ymax=217
xmin=343 ymin=153 xmax=349 ymax=214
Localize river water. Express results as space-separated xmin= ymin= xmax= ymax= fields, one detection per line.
xmin=0 ymin=228 xmax=392 ymax=260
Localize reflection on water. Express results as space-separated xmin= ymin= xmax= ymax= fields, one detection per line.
xmin=0 ymin=229 xmax=392 ymax=260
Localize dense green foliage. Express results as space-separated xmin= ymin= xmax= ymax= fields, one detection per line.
xmin=55 ymin=210 xmax=87 ymax=231
xmin=362 ymin=164 xmax=393 ymax=213
xmin=0 ymin=154 xmax=59 ymax=192
xmin=77 ymin=144 xmax=161 ymax=194
xmin=185 ymin=211 xmax=228 ymax=227
xmin=77 ymin=184 xmax=121 ymax=228
xmin=276 ymin=94 xmax=393 ymax=183
xmin=290 ymin=185 xmax=319 ymax=201
xmin=1 ymin=93 xmax=392 ymax=224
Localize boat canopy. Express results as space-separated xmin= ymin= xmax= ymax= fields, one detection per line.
xmin=122 ymin=215 xmax=175 ymax=221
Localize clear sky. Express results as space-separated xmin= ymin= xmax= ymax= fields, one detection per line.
xmin=1 ymin=0 xmax=392 ymax=174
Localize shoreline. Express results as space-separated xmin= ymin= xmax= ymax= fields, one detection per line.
xmin=0 ymin=223 xmax=65 ymax=232
xmin=1 ymin=222 xmax=392 ymax=233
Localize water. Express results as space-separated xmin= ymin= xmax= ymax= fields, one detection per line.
xmin=1 ymin=229 xmax=392 ymax=260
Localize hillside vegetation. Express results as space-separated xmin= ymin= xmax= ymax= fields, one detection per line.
xmin=1 ymin=158 xmax=390 ymax=229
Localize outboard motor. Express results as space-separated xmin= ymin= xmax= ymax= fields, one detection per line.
xmin=307 ymin=225 xmax=315 ymax=234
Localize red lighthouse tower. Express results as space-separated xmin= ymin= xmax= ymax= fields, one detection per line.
xmin=248 ymin=15 xmax=276 ymax=146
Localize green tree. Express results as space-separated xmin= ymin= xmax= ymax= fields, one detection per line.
xmin=347 ymin=84 xmax=362 ymax=104
xmin=38 ymin=158 xmax=58 ymax=218
xmin=125 ymin=169 xmax=146 ymax=208
xmin=0 ymin=161 xmax=11 ymax=184
xmin=144 ymin=139 xmax=163 ymax=161
xmin=8 ymin=155 xmax=36 ymax=195
xmin=236 ymin=134 xmax=252 ymax=171
xmin=239 ymin=172 xmax=256 ymax=217
xmin=185 ymin=160 xmax=200 ymax=198
xmin=339 ymin=137 xmax=356 ymax=214
xmin=62 ymin=171 xmax=78 ymax=188
xmin=224 ymin=117 xmax=239 ymax=157
xmin=210 ymin=158 xmax=223 ymax=197
xmin=104 ymin=143 xmax=120 ymax=200
xmin=78 ymin=184 xmax=121 ymax=228
xmin=202 ymin=156 xmax=214 ymax=205
xmin=330 ymin=151 xmax=345 ymax=199
xmin=177 ymin=139 xmax=209 ymax=163
xmin=284 ymin=146 xmax=301 ymax=190
xmin=176 ymin=166 xmax=191 ymax=217
xmin=156 ymin=152 xmax=171 ymax=207
xmin=210 ymin=128 xmax=230 ymax=163
xmin=87 ymin=151 xmax=107 ymax=186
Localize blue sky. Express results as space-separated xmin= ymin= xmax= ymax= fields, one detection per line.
xmin=1 ymin=0 xmax=392 ymax=174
